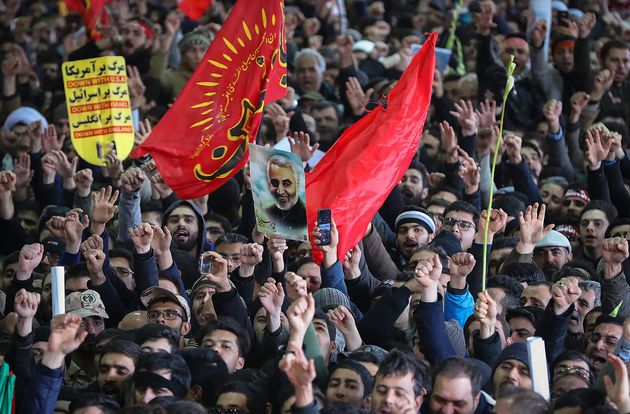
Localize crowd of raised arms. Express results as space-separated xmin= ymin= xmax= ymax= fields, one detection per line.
xmin=1 ymin=0 xmax=630 ymax=413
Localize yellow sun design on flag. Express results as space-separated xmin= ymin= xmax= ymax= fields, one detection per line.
xmin=190 ymin=7 xmax=280 ymax=132
xmin=188 ymin=3 xmax=285 ymax=182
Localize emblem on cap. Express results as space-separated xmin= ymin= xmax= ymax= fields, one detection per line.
xmin=80 ymin=292 xmax=96 ymax=305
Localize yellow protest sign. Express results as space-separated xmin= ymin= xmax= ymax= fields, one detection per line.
xmin=62 ymin=56 xmax=134 ymax=166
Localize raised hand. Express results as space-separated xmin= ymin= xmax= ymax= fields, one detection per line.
xmin=303 ymin=16 xmax=321 ymax=37
xmin=414 ymin=254 xmax=442 ymax=303
xmin=518 ymin=203 xmax=554 ymax=252
xmin=450 ymin=99 xmax=479 ymax=136
xmin=551 ymin=277 xmax=581 ymax=315
xmin=46 ymin=216 xmax=67 ymax=243
xmin=1 ymin=53 xmax=21 ymax=78
xmin=84 ymin=249 xmax=106 ymax=284
xmin=345 ymin=76 xmax=373 ymax=116
xmin=428 ymin=172 xmax=446 ymax=188
xmin=127 ymin=65 xmax=146 ymax=110
xmin=478 ymin=208 xmax=508 ymax=240
xmin=13 ymin=153 xmax=33 ymax=191
xmin=202 ymin=252 xmax=231 ymax=293
xmin=476 ymin=99 xmax=497 ymax=128
xmin=17 ymin=243 xmax=43 ymax=280
xmin=15 ymin=288 xmax=40 ymax=319
xmin=577 ymin=12 xmax=596 ymax=39
xmin=602 ymin=237 xmax=629 ymax=280
xmin=474 ymin=290 xmax=497 ymax=339
xmin=128 ymin=223 xmax=154 ymax=254
xmin=569 ymin=91 xmax=589 ymax=123
xmin=46 ymin=314 xmax=88 ymax=366
xmin=450 ymin=252 xmax=476 ymax=289
xmin=150 ymin=225 xmax=172 ymax=256
xmin=543 ymin=99 xmax=562 ymax=133
xmin=327 ymin=305 xmax=362 ymax=351
xmin=279 ymin=341 xmax=316 ymax=391
xmin=74 ymin=168 xmax=94 ymax=198
xmin=457 ymin=147 xmax=480 ymax=194
xmin=503 ymin=134 xmax=523 ymax=164
xmin=240 ymin=243 xmax=264 ymax=269
xmin=41 ymin=125 xmax=65 ymax=153
xmin=134 ymin=119 xmax=152 ymax=148
xmin=555 ymin=18 xmax=578 ymax=38
xmin=42 ymin=150 xmax=77 ymax=179
xmin=590 ymin=69 xmax=614 ymax=102
xmin=604 ymin=354 xmax=630 ymax=414
xmin=91 ymin=185 xmax=119 ymax=225
xmin=475 ymin=0 xmax=497 ymax=35
xmin=477 ymin=125 xmax=501 ymax=157
xmin=104 ymin=151 xmax=123 ymax=186
xmin=313 ymin=215 xmax=339 ymax=254
xmin=530 ymin=19 xmax=547 ymax=48
xmin=148 ymin=170 xmax=172 ymax=199
xmin=268 ymin=237 xmax=288 ymax=272
xmin=265 ymin=102 xmax=290 ymax=141
xmin=289 ymin=131 xmax=319 ymax=162
xmin=80 ymin=234 xmax=104 ymax=257
xmin=259 ymin=278 xmax=285 ymax=315
xmin=64 ymin=209 xmax=89 ymax=253
xmin=287 ymin=294 xmax=315 ymax=343
xmin=0 ymin=171 xmax=16 ymax=193
xmin=439 ymin=121 xmax=458 ymax=162
xmin=268 ymin=237 xmax=288 ymax=261
xmin=342 ymin=245 xmax=362 ymax=280
xmin=285 ymin=271 xmax=308 ymax=301
xmin=585 ymin=128 xmax=612 ymax=171
xmin=120 ymin=167 xmax=146 ymax=193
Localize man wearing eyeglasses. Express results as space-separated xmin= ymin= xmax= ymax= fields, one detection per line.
xmin=442 ymin=201 xmax=479 ymax=251
xmin=140 ymin=287 xmax=191 ymax=349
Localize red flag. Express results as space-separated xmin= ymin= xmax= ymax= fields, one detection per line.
xmin=178 ymin=0 xmax=214 ymax=21
xmin=305 ymin=33 xmax=437 ymax=263
xmin=63 ymin=0 xmax=109 ymax=40
xmin=136 ymin=0 xmax=287 ymax=199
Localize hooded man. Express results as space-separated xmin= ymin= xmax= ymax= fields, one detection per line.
xmin=163 ymin=200 xmax=211 ymax=261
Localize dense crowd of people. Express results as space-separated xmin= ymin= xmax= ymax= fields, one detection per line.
xmin=0 ymin=0 xmax=630 ymax=413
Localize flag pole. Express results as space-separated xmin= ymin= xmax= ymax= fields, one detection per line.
xmin=481 ymin=55 xmax=515 ymax=292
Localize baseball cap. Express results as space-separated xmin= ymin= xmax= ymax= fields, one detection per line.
xmin=346 ymin=344 xmax=389 ymax=363
xmin=299 ymin=91 xmax=325 ymax=102
xmin=352 ymin=40 xmax=375 ymax=54
xmin=140 ymin=287 xmax=191 ymax=322
xmin=190 ymin=276 xmax=216 ymax=299
xmin=66 ymin=290 xmax=109 ymax=319
xmin=535 ymin=230 xmax=572 ymax=253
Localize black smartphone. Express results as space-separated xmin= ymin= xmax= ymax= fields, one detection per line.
xmin=557 ymin=11 xmax=570 ymax=27
xmin=317 ymin=209 xmax=332 ymax=246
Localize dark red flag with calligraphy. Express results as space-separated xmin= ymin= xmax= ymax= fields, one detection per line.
xmin=178 ymin=0 xmax=214 ymax=21
xmin=305 ymin=33 xmax=437 ymax=264
xmin=135 ymin=0 xmax=287 ymax=199
xmin=64 ymin=0 xmax=109 ymax=40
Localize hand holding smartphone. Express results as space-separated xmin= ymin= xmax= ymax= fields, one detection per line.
xmin=317 ymin=209 xmax=332 ymax=246
xmin=199 ymin=251 xmax=214 ymax=275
